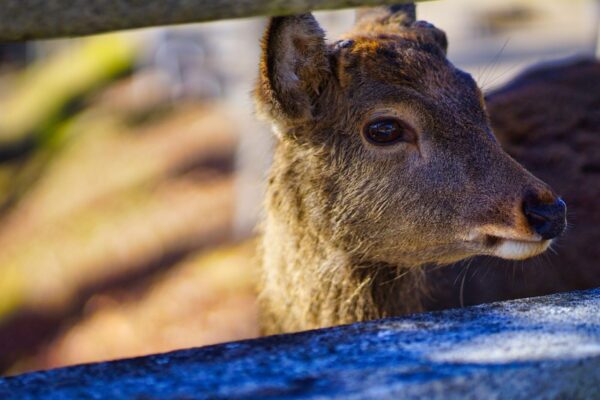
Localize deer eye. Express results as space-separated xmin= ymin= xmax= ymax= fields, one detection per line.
xmin=363 ymin=118 xmax=411 ymax=145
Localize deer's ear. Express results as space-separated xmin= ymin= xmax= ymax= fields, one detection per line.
xmin=256 ymin=14 xmax=330 ymax=128
xmin=413 ymin=21 xmax=448 ymax=54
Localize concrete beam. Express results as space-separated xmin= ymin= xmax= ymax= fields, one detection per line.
xmin=0 ymin=0 xmax=429 ymax=41
xmin=2 ymin=288 xmax=600 ymax=399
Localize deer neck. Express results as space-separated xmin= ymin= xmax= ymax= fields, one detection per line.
xmin=259 ymin=149 xmax=427 ymax=334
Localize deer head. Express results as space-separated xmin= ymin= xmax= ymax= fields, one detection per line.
xmin=255 ymin=8 xmax=566 ymax=269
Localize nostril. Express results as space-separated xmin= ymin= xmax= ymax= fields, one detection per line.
xmin=523 ymin=196 xmax=567 ymax=240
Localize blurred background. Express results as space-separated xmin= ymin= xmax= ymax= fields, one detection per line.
xmin=0 ymin=0 xmax=598 ymax=375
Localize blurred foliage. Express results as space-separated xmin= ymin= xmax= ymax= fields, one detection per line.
xmin=0 ymin=34 xmax=138 ymax=215
xmin=0 ymin=33 xmax=256 ymax=375
xmin=0 ymin=34 xmax=136 ymax=144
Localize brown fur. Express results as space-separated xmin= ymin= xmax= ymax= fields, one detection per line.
xmin=254 ymin=10 xmax=562 ymax=335
xmin=428 ymin=59 xmax=600 ymax=308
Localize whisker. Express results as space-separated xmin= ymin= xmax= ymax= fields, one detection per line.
xmin=521 ymin=260 xmax=528 ymax=286
xmin=482 ymin=61 xmax=521 ymax=92
xmin=453 ymin=259 xmax=470 ymax=286
xmin=512 ymin=260 xmax=517 ymax=282
xmin=480 ymin=258 xmax=495 ymax=281
xmin=478 ymin=37 xmax=511 ymax=90
xmin=459 ymin=261 xmax=473 ymax=308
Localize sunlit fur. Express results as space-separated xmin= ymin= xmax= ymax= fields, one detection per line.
xmin=254 ymin=11 xmax=560 ymax=335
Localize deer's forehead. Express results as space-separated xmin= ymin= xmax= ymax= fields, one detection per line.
xmin=336 ymin=58 xmax=480 ymax=107
xmin=334 ymin=36 xmax=453 ymax=89
xmin=328 ymin=35 xmax=487 ymax=129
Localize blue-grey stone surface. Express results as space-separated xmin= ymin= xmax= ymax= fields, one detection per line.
xmin=2 ymin=288 xmax=600 ymax=399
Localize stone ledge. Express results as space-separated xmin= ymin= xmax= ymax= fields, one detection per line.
xmin=2 ymin=288 xmax=600 ymax=399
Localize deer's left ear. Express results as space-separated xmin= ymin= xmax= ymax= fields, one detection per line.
xmin=256 ymin=14 xmax=331 ymax=128
xmin=413 ymin=21 xmax=448 ymax=54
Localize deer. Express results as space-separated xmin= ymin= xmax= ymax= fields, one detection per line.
xmin=253 ymin=4 xmax=567 ymax=335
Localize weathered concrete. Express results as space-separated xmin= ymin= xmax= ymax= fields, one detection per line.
xmin=2 ymin=288 xmax=600 ymax=399
xmin=0 ymin=0 xmax=431 ymax=41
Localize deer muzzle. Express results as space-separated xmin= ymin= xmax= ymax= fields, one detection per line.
xmin=523 ymin=197 xmax=567 ymax=240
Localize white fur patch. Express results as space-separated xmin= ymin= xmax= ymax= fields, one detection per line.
xmin=493 ymin=239 xmax=551 ymax=260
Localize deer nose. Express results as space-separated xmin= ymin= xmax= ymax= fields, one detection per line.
xmin=523 ymin=197 xmax=567 ymax=240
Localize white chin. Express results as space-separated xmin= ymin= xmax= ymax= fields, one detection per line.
xmin=493 ymin=239 xmax=551 ymax=260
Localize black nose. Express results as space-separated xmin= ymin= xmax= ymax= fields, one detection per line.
xmin=523 ymin=197 xmax=567 ymax=240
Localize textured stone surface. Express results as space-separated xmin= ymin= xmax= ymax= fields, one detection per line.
xmin=2 ymin=288 xmax=600 ymax=399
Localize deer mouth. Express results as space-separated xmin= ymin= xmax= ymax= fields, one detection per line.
xmin=484 ymin=234 xmax=551 ymax=260
xmin=463 ymin=228 xmax=551 ymax=260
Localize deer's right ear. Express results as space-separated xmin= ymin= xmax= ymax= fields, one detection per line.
xmin=256 ymin=14 xmax=331 ymax=131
